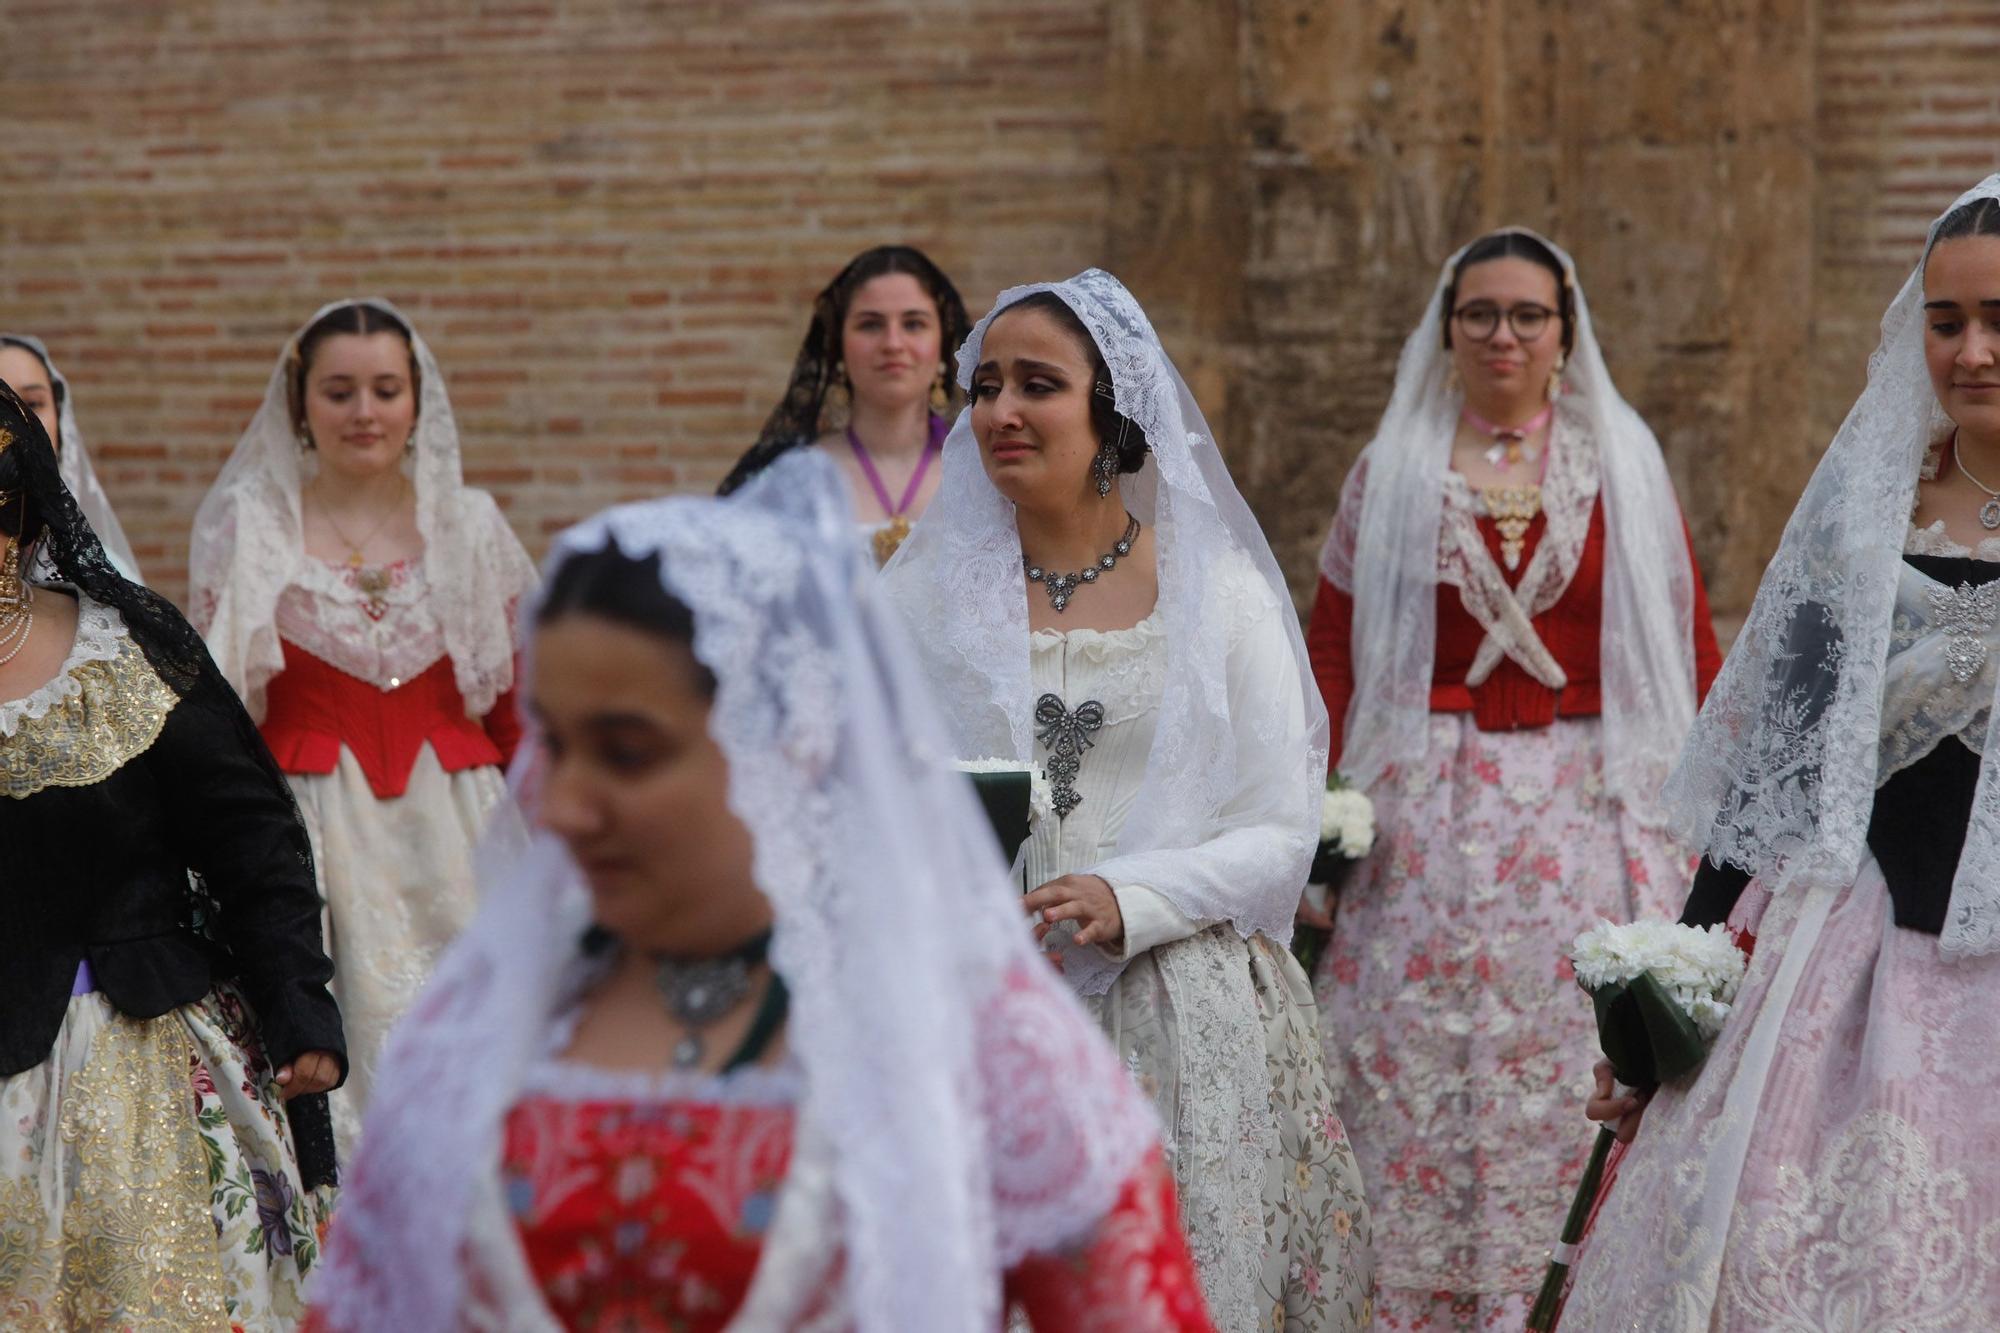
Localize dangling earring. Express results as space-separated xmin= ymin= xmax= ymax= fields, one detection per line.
xmin=1547 ymin=351 xmax=1567 ymax=402
xmin=1445 ymin=362 xmax=1462 ymax=396
xmin=823 ymin=365 xmax=851 ymax=432
xmin=928 ymin=366 xmax=950 ymax=415
xmin=1094 ymin=440 xmax=1119 ymax=497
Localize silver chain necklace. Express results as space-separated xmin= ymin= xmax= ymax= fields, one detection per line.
xmin=652 ymin=931 xmax=771 ymax=1069
xmin=1955 ymin=444 xmax=2000 ymax=530
xmin=1023 ymin=514 xmax=1140 ymax=613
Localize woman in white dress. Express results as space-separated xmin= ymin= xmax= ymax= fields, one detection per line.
xmin=883 ymin=269 xmax=1375 ymax=1332
xmin=189 ymin=299 xmax=537 ymax=1157
xmin=1564 ymin=174 xmax=2000 ymax=1330
xmin=0 ymin=333 xmax=145 ymax=581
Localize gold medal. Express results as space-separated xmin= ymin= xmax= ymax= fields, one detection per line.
xmin=872 ymin=514 xmax=912 ymax=567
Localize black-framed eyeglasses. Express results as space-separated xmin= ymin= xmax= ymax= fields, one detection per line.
xmin=1452 ymin=301 xmax=1556 ymax=343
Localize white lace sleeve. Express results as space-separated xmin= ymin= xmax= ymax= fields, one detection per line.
xmin=1103 ymin=883 xmax=1210 ymax=959
xmin=1085 ymin=559 xmax=1314 ymax=952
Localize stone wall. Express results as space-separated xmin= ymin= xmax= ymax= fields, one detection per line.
xmin=3 ymin=0 xmax=1998 ymax=617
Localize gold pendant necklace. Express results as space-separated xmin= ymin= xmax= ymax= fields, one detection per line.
xmin=1480 ymin=485 xmax=1542 ymax=571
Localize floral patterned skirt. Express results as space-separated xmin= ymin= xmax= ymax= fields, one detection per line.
xmin=1312 ymin=714 xmax=1687 ymax=1330
xmin=1563 ymin=860 xmax=2000 ymax=1331
xmin=0 ymin=986 xmax=331 ymax=1330
xmin=1090 ymin=925 xmax=1375 ymax=1332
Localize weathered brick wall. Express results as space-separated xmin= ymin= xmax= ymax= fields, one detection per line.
xmin=0 ymin=0 xmax=1110 ymax=606
xmin=3 ymin=0 xmax=1997 ymax=619
xmin=1815 ymin=0 xmax=2000 ymax=447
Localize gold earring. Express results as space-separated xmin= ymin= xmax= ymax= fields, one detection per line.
xmin=1548 ymin=351 xmax=1567 ymax=402
xmin=823 ymin=368 xmax=851 ymax=432
xmin=928 ymin=368 xmax=950 ymax=415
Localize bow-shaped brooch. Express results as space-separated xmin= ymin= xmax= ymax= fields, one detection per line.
xmin=1035 ymin=692 xmax=1105 ymax=820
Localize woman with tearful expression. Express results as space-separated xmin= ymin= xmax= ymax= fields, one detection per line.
xmin=884 ymin=271 xmax=1376 ymax=1331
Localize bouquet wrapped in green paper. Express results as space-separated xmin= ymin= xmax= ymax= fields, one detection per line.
xmin=1525 ymin=919 xmax=1750 ymax=1330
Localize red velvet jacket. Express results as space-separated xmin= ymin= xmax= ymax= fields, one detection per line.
xmin=259 ymin=638 xmax=522 ymax=799
xmin=1307 ymin=498 xmax=1724 ymax=762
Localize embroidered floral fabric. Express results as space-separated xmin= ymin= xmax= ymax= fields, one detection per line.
xmin=276 ymin=556 xmax=445 ymax=690
xmin=309 ymin=460 xmax=1165 ymax=1332
xmin=1314 ymin=713 xmax=1686 ymax=1317
xmin=0 ymin=600 xmax=176 ymax=798
xmin=0 ymin=987 xmax=331 ymax=1330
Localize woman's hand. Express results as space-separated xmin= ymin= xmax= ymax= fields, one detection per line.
xmin=1295 ymin=884 xmax=1336 ymax=931
xmin=1585 ymin=1059 xmax=1653 ymax=1144
xmin=275 ymin=1050 xmax=342 ymax=1101
xmin=1024 ymin=875 xmax=1124 ymax=951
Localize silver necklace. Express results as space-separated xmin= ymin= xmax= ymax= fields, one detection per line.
xmin=652 ymin=931 xmax=771 ymax=1069
xmin=1956 ymin=446 xmax=2000 ymax=530
xmin=1023 ymin=514 xmax=1140 ymax=613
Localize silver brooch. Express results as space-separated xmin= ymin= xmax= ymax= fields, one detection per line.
xmin=1926 ymin=580 xmax=2000 ymax=683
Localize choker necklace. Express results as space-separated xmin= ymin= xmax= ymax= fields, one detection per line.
xmin=1024 ymin=514 xmax=1140 ymax=613
xmin=653 ymin=930 xmax=773 ymax=1069
xmin=1954 ymin=440 xmax=2000 ymax=530
xmin=1463 ymin=402 xmax=1554 ymax=472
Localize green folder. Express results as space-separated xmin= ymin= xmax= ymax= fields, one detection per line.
xmin=966 ymin=769 xmax=1033 ymax=869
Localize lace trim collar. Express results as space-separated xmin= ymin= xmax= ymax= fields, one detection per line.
xmin=1029 ymin=607 xmax=1165 ymax=653
xmin=0 ymin=595 xmax=128 ymax=736
xmin=520 ymin=1054 xmax=804 ymax=1106
xmin=1905 ymin=520 xmax=2000 ymax=563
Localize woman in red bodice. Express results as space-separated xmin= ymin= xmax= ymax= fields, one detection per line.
xmin=190 ymin=300 xmax=537 ymax=1160
xmin=305 ymin=460 xmax=1214 ymax=1332
xmin=1305 ymin=230 xmax=1723 ymax=1329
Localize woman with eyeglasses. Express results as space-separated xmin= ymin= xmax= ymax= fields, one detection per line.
xmin=1303 ymin=229 xmax=1723 ymax=1329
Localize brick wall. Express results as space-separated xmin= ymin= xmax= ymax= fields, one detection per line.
xmin=0 ymin=0 xmax=1110 ymax=606
xmin=1814 ymin=0 xmax=2000 ymax=446
xmin=4 ymin=0 xmax=1998 ymax=617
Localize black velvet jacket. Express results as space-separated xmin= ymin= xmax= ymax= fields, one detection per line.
xmin=0 ymin=628 xmax=346 ymax=1187
xmin=1682 ymin=552 xmax=1996 ymax=937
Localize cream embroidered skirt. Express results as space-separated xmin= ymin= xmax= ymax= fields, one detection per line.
xmin=0 ymin=986 xmax=331 ymax=1330
xmin=289 ymin=743 xmax=506 ymax=1160
xmin=1090 ymin=924 xmax=1376 ymax=1332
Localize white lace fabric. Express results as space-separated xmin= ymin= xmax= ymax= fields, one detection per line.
xmin=310 ymin=453 xmax=1161 ymax=1332
xmin=275 ymin=557 xmax=447 ymax=689
xmin=187 ymin=299 xmax=535 ymax=721
xmin=1435 ymin=394 xmax=1601 ymax=691
xmin=880 ymin=268 xmax=1327 ymax=997
xmin=0 ymin=595 xmax=126 ymax=736
xmin=1318 ymin=230 xmax=1699 ymax=825
xmin=1665 ymin=173 xmax=2000 ymax=959
xmin=2 ymin=334 xmax=144 ymax=583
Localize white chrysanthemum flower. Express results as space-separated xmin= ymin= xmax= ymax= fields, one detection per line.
xmin=1320 ymin=787 xmax=1376 ymax=855
xmin=1570 ymin=918 xmax=1747 ymax=1040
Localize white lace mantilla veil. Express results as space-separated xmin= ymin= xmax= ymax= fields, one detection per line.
xmin=879 ymin=268 xmax=1328 ymax=996
xmin=0 ymin=333 xmax=144 ymax=582
xmin=1665 ymin=173 xmax=2000 ymax=958
xmin=188 ymin=298 xmax=534 ymax=720
xmin=1317 ymin=229 xmax=1699 ymax=823
xmin=309 ymin=452 xmax=1161 ymax=1332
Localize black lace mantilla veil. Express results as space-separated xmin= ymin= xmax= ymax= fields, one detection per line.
xmin=0 ymin=380 xmax=340 ymax=1185
xmin=716 ymin=246 xmax=972 ymax=496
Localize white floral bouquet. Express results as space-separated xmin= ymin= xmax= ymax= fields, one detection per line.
xmin=953 ymin=758 xmax=1052 ymax=872
xmin=1319 ymin=784 xmax=1376 ymax=859
xmin=1526 ymin=918 xmax=1751 ymax=1330
xmin=1296 ymin=775 xmax=1375 ymax=973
